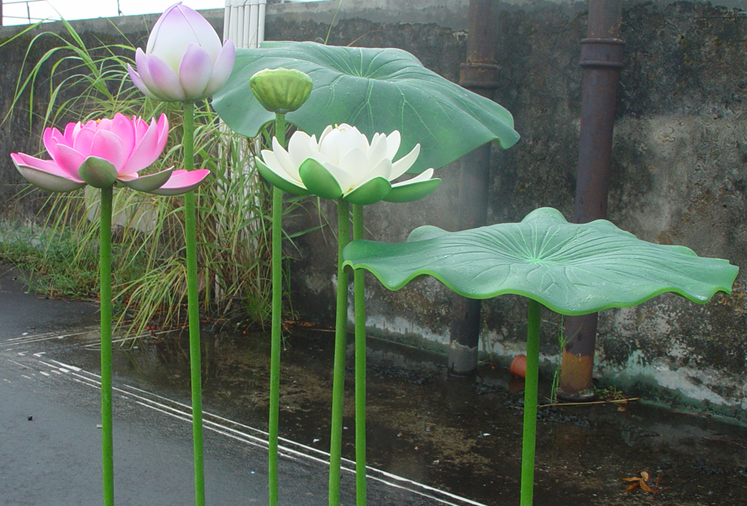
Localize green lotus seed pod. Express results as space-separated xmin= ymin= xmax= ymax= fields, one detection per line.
xmin=249 ymin=68 xmax=313 ymax=114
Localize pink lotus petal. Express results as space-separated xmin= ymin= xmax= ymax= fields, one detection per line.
xmin=54 ymin=144 xmax=87 ymax=175
xmin=70 ymin=126 xmax=95 ymax=158
xmin=176 ymin=5 xmax=223 ymax=59
xmin=150 ymin=168 xmax=210 ymax=196
xmin=11 ymin=153 xmax=83 ymax=182
xmin=136 ymin=51 xmax=181 ymax=101
xmin=131 ymin=113 xmax=150 ymax=143
xmin=62 ymin=122 xmax=79 ymax=144
xmin=97 ymin=117 xmax=114 ymax=131
xmin=14 ymin=164 xmax=86 ymax=192
xmin=11 ymin=153 xmax=85 ymax=192
xmin=147 ymin=3 xmax=222 ymax=69
xmin=155 ymin=114 xmax=169 ymax=154
xmin=43 ymin=127 xmax=63 ymax=156
xmin=90 ymin=129 xmax=126 ymax=171
xmin=178 ymin=44 xmax=213 ymax=99
xmin=134 ymin=48 xmax=158 ymax=96
xmin=146 ymin=4 xmax=184 ymax=69
xmin=203 ymin=40 xmax=235 ymax=97
xmin=110 ymin=113 xmax=136 ymax=159
xmin=146 ymin=55 xmax=187 ymax=101
xmin=127 ymin=64 xmax=159 ymax=100
xmin=120 ymin=117 xmax=163 ymax=175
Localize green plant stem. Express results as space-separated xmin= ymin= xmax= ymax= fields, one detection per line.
xmin=329 ymin=198 xmax=350 ymax=506
xmin=268 ymin=112 xmax=286 ymax=506
xmin=352 ymin=204 xmax=366 ymax=505
xmin=183 ymin=101 xmax=205 ymax=506
xmin=520 ymin=299 xmax=542 ymax=506
xmin=99 ymin=185 xmax=113 ymax=506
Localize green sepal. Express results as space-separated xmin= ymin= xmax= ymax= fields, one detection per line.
xmin=119 ymin=168 xmax=172 ymax=193
xmin=298 ymin=158 xmax=343 ymax=200
xmin=16 ymin=165 xmax=86 ymax=192
xmin=256 ymin=158 xmax=310 ymax=196
xmin=383 ymin=178 xmax=441 ymax=203
xmin=343 ymin=176 xmax=392 ymax=205
xmin=78 ymin=157 xmax=118 ymax=188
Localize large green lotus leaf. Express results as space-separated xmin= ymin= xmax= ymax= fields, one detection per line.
xmin=342 ymin=207 xmax=738 ymax=315
xmin=212 ymin=41 xmax=520 ymax=174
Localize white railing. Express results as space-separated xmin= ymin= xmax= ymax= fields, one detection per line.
xmin=223 ymin=0 xmax=266 ymax=48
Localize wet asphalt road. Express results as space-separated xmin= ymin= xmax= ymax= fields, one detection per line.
xmin=5 ymin=263 xmax=747 ymax=506
xmin=0 ymin=265 xmax=465 ymax=506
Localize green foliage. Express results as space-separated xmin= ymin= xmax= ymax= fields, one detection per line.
xmin=0 ymin=218 xmax=98 ymax=299
xmin=212 ymin=41 xmax=520 ymax=174
xmin=2 ymin=20 xmax=289 ymax=335
xmin=342 ymin=207 xmax=738 ymax=314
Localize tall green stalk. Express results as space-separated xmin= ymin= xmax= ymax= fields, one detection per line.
xmin=329 ymin=199 xmax=350 ymax=506
xmin=99 ymin=185 xmax=113 ymax=506
xmin=268 ymin=112 xmax=287 ymax=506
xmin=352 ymin=204 xmax=366 ymax=505
xmin=182 ymin=101 xmax=205 ymax=506
xmin=521 ymin=299 xmax=542 ymax=506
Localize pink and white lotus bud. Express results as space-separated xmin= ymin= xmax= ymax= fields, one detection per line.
xmin=128 ymin=2 xmax=235 ymax=102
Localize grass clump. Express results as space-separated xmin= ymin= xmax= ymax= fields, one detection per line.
xmin=1 ymin=19 xmax=302 ymax=335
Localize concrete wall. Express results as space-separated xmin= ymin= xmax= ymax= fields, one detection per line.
xmin=1 ymin=0 xmax=746 ymax=416
xmin=270 ymin=0 xmax=747 ymax=417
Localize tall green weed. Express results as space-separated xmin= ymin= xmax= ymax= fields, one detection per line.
xmin=1 ymin=19 xmax=293 ymax=335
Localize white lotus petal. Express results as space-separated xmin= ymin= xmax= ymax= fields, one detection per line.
xmin=319 ymin=127 xmax=344 ymax=164
xmin=318 ymin=124 xmax=335 ymax=143
xmin=392 ymin=168 xmax=434 ymax=187
xmin=341 ymin=124 xmax=370 ymax=155
xmin=286 ymin=133 xmax=329 ymax=176
xmin=384 ymin=130 xmax=401 ymax=160
xmin=261 ymin=149 xmax=305 ymax=186
xmin=390 ymin=143 xmax=421 ymax=180
xmin=366 ymin=133 xmax=389 ymax=173
xmin=338 ymin=147 xmax=371 ymax=187
xmin=359 ymin=157 xmax=392 ymax=184
xmin=268 ymin=138 xmax=302 ymax=182
xmin=321 ymin=161 xmax=356 ymax=193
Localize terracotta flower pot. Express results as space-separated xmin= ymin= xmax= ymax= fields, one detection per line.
xmin=510 ymin=354 xmax=527 ymax=378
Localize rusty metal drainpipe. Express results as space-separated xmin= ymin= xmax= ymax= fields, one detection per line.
xmin=558 ymin=0 xmax=624 ymax=399
xmin=449 ymin=0 xmax=500 ymax=375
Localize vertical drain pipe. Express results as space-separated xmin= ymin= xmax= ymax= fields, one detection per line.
xmin=559 ymin=0 xmax=624 ymax=399
xmin=449 ymin=0 xmax=500 ymax=375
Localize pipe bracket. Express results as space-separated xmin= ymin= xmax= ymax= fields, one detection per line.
xmin=580 ymin=38 xmax=625 ymax=69
xmin=459 ymin=62 xmax=500 ymax=90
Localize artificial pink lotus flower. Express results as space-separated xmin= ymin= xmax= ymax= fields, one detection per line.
xmin=128 ymin=2 xmax=235 ymax=102
xmin=11 ymin=113 xmax=209 ymax=195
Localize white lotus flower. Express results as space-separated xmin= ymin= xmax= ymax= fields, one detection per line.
xmin=256 ymin=124 xmax=440 ymax=205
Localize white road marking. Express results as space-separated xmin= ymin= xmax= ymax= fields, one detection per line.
xmin=2 ymin=339 xmax=488 ymax=506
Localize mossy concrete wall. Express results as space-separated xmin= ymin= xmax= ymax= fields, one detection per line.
xmin=1 ymin=0 xmax=746 ymax=415
xmin=270 ymin=0 xmax=747 ymax=417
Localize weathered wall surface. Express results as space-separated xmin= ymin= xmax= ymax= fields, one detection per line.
xmin=269 ymin=0 xmax=747 ymax=417
xmin=1 ymin=0 xmax=746 ymax=415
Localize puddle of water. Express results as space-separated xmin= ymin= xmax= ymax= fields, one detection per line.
xmin=47 ymin=327 xmax=747 ymax=505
